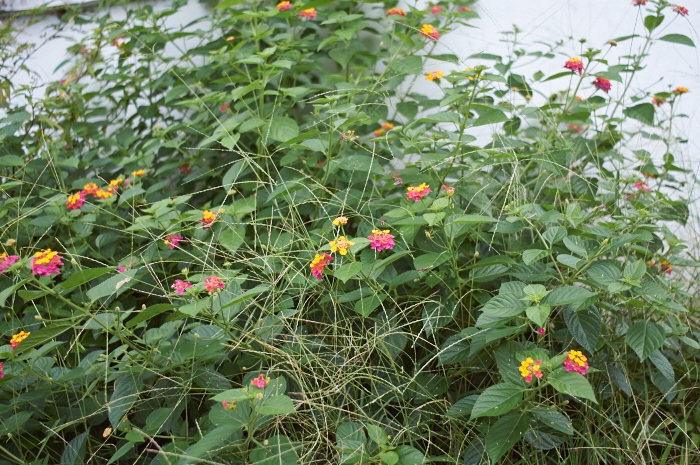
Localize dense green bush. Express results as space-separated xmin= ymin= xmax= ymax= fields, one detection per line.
xmin=0 ymin=0 xmax=699 ymax=463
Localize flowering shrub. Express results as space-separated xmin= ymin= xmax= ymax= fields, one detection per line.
xmin=0 ymin=0 xmax=698 ymax=464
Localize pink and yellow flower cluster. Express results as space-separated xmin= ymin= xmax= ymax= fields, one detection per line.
xmin=563 ymin=350 xmax=589 ymax=375
xmin=519 ymin=357 xmax=543 ymax=383
xmin=31 ymin=249 xmax=64 ymax=277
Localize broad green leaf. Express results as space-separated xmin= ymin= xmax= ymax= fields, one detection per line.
xmin=648 ymin=350 xmax=674 ymax=384
xmin=623 ymin=103 xmax=655 ymax=125
xmin=531 ymin=408 xmax=574 ymax=435
xmin=470 ymin=383 xmax=524 ymax=419
xmin=256 ymin=395 xmax=296 ymax=415
xmin=523 ymin=249 xmax=549 ymax=265
xmin=548 ymin=371 xmax=597 ymax=403
xmin=413 ymin=252 xmax=451 ymax=271
xmin=658 ymin=34 xmax=695 ymax=47
xmin=249 ymin=435 xmax=301 ymax=465
xmin=333 ymin=262 xmax=363 ymax=283
xmin=9 ymin=322 xmax=73 ymax=357
xmin=394 ymin=445 xmax=424 ymax=465
xmin=542 ymin=286 xmax=596 ymax=306
xmin=366 ymin=424 xmax=387 ymax=446
xmin=109 ymin=374 xmax=140 ymax=429
xmin=485 ymin=412 xmax=530 ymax=463
xmin=452 ymin=214 xmax=498 ymax=224
xmin=563 ymin=306 xmax=601 ymax=353
xmin=445 ymin=395 xmax=479 ymax=419
xmin=0 ymin=411 xmax=33 ymax=435
xmin=481 ymin=293 xmax=529 ymax=318
xmin=626 ymin=320 xmax=665 ymax=361
xmin=388 ymin=56 xmax=422 ymax=74
xmin=526 ymin=304 xmax=551 ymax=328
xmin=182 ymin=426 xmax=233 ymax=464
xmin=126 ymin=303 xmax=174 ymax=328
xmin=380 ymin=451 xmax=399 ymax=465
xmin=60 ymin=268 xmax=113 ymax=292
xmin=86 ymin=268 xmax=138 ymax=301
xmin=623 ymin=260 xmax=646 ymax=281
xmin=473 ymin=109 xmax=509 ymax=127
xmin=644 ymin=15 xmax=664 ymax=32
xmin=266 ymin=116 xmax=299 ymax=143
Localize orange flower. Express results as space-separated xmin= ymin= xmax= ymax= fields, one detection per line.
xmin=95 ymin=189 xmax=114 ymax=199
xmin=131 ymin=169 xmax=146 ymax=177
xmin=381 ymin=122 xmax=394 ymax=131
xmin=10 ymin=331 xmax=30 ymax=349
xmin=329 ymin=236 xmax=355 ymax=255
xmin=519 ymin=357 xmax=543 ymax=383
xmin=419 ymin=24 xmax=440 ymax=40
xmin=386 ymin=7 xmax=406 ymax=17
xmin=66 ymin=192 xmax=85 ymax=211
xmin=82 ymin=182 xmax=98 ymax=195
xmin=373 ymin=128 xmax=384 ymax=137
xmin=426 ymin=70 xmax=444 ymax=81
xmin=201 ymin=210 xmax=217 ymax=229
xmin=310 ymin=253 xmax=332 ymax=279
xmin=674 ymin=86 xmax=689 ymax=94
xmin=406 ymin=183 xmax=432 ymax=202
xmin=277 ymin=0 xmax=291 ymax=11
xmin=332 ymin=216 xmax=348 ymax=226
xmin=299 ymin=8 xmax=316 ymax=19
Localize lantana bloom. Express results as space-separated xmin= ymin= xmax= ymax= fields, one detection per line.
xmin=164 ymin=234 xmax=183 ymax=249
xmin=419 ymin=24 xmax=440 ymax=40
xmin=426 ymin=70 xmax=444 ymax=81
xmin=0 ymin=253 xmax=19 ymax=274
xmin=373 ymin=128 xmax=384 ymax=137
xmin=634 ymin=181 xmax=651 ymax=192
xmin=201 ymin=210 xmax=217 ymax=229
xmin=83 ymin=182 xmax=99 ymax=195
xmin=463 ymin=67 xmax=482 ymax=80
xmin=10 ymin=331 xmax=30 ymax=349
xmin=537 ymin=328 xmax=546 ymax=335
xmin=95 ymin=189 xmax=114 ymax=200
xmin=652 ymin=96 xmax=666 ymax=107
xmin=381 ymin=122 xmax=394 ymax=131
xmin=131 ymin=169 xmax=146 ymax=177
xmin=332 ymin=216 xmax=348 ymax=226
xmin=251 ymin=373 xmax=271 ymax=388
xmin=564 ymin=57 xmax=584 ymax=75
xmin=66 ymin=192 xmax=85 ymax=211
xmin=563 ymin=350 xmax=589 ymax=375
xmin=568 ymin=124 xmax=581 ymax=134
xmin=0 ymin=361 xmax=4 ymax=378
xmin=299 ymin=8 xmax=316 ymax=19
xmin=368 ymin=230 xmax=395 ymax=252
xmin=519 ymin=357 xmax=543 ymax=383
xmin=108 ymin=178 xmax=124 ymax=192
xmin=117 ymin=264 xmax=129 ymax=273
xmin=660 ymin=259 xmax=672 ymax=274
xmin=593 ymin=77 xmax=612 ymax=93
xmin=673 ymin=5 xmax=688 ymax=16
xmin=430 ymin=5 xmax=442 ymax=14
xmin=310 ymin=253 xmax=332 ymax=279
xmin=674 ymin=86 xmax=689 ymax=94
xmin=329 ymin=236 xmax=355 ymax=255
xmin=406 ymin=183 xmax=432 ymax=202
xmin=441 ymin=184 xmax=455 ymax=196
xmin=632 ymin=0 xmax=647 ymax=6
xmin=222 ymin=400 xmax=237 ymax=411
xmin=204 ymin=276 xmax=225 ymax=293
xmin=31 ymin=249 xmax=63 ymax=276
xmin=458 ymin=6 xmax=471 ymax=12
xmin=277 ymin=1 xmax=291 ymax=12
xmin=171 ymin=279 xmax=192 ymax=295
xmin=179 ymin=163 xmax=193 ymax=174
xmin=386 ymin=7 xmax=406 ymax=16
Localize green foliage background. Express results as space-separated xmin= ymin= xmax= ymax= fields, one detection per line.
xmin=0 ymin=0 xmax=699 ymax=463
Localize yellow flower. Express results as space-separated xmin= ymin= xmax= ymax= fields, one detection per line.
xmin=33 ymin=249 xmax=58 ymax=265
xmin=95 ymin=189 xmax=114 ymax=199
xmin=426 ymin=70 xmax=444 ymax=82
xmin=131 ymin=169 xmax=146 ymax=177
xmin=464 ymin=67 xmax=482 ymax=81
xmin=333 ymin=216 xmax=348 ymax=226
xmin=329 ymin=236 xmax=355 ymax=255
xmin=674 ymin=86 xmax=689 ymax=94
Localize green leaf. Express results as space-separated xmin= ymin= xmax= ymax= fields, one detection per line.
xmin=413 ymin=252 xmax=451 ymax=271
xmin=623 ymin=260 xmax=646 ymax=281
xmin=126 ymin=303 xmax=174 ymax=328
xmin=0 ymin=411 xmax=33 ymax=435
xmin=86 ymin=268 xmax=138 ymax=301
xmin=182 ymin=426 xmax=233 ymax=464
xmin=445 ymin=395 xmax=479 ymax=419
xmin=388 ymin=56 xmax=422 ymax=74
xmin=485 ymin=412 xmax=530 ymax=463
xmin=452 ymin=214 xmax=499 ymax=224
xmin=644 ymin=15 xmax=664 ymax=32
xmin=623 ymin=103 xmax=655 ymax=125
xmin=481 ymin=293 xmax=529 ymax=318
xmin=422 ymin=212 xmax=446 ymax=226
xmin=9 ymin=322 xmax=73 ymax=357
xmin=563 ymin=306 xmax=601 ymax=353
xmin=333 ymin=262 xmax=363 ymax=283
xmin=548 ymin=371 xmax=597 ymax=403
xmin=526 ymin=304 xmax=551 ymax=328
xmin=249 ymin=435 xmax=300 ymax=465
xmin=256 ymin=395 xmax=296 ymax=415
xmin=473 ymin=109 xmax=509 ymax=127
xmin=542 ymin=286 xmax=596 ymax=306
xmin=354 ymin=293 xmax=385 ymax=317
xmin=626 ymin=320 xmax=665 ymax=362
xmin=658 ymin=34 xmax=695 ymax=47
xmin=366 ymin=424 xmax=388 ymax=446
xmin=394 ymin=445 xmax=424 ymax=465
xmin=531 ymin=408 xmax=574 ymax=435
xmin=470 ymin=383 xmax=524 ymax=419
xmin=109 ymin=374 xmax=140 ymax=429
xmin=380 ymin=451 xmax=399 ymax=465
xmin=267 ymin=117 xmax=300 ymax=143
xmin=215 ymin=0 xmax=246 ymax=7
xmin=522 ymin=249 xmax=549 ymax=265
xmin=60 ymin=267 xmax=113 ymax=292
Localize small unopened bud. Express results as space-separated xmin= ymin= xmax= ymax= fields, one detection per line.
xmin=4 ymin=238 xmax=16 ymax=246
xmin=601 ymin=238 xmax=609 ymax=245
xmin=141 ymin=304 xmax=146 ymax=311
xmin=256 ymin=393 xmax=264 ymax=400
xmin=70 ymin=258 xmax=77 ymax=265
xmin=34 ymin=315 xmax=42 ymax=321
xmin=263 ymin=440 xmax=269 ymax=446
xmin=194 ymin=333 xmax=200 ymax=339
xmin=228 ymin=189 xmax=236 ymax=195
xmin=474 ymin=251 xmax=479 ymax=258
xmin=609 ymin=40 xmax=617 ymax=46
xmin=217 ymin=208 xmax=225 ymax=214
xmin=182 ymin=268 xmax=189 ymax=276
xmin=579 ymin=38 xmax=586 ymax=43
xmin=115 ymin=307 xmax=120 ymax=312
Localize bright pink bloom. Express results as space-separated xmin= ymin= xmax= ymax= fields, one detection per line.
xmin=673 ymin=5 xmax=688 ymax=16
xmin=0 ymin=361 xmax=3 ymax=378
xmin=441 ymin=184 xmax=455 ymax=196
xmin=220 ymin=102 xmax=230 ymax=113
xmin=0 ymin=253 xmax=19 ymax=274
xmin=277 ymin=1 xmax=291 ymax=12
xmin=430 ymin=5 xmax=442 ymax=14
xmin=164 ymin=234 xmax=182 ymax=249
xmin=251 ymin=374 xmax=271 ymax=388
xmin=368 ymin=230 xmax=395 ymax=252
xmin=171 ymin=279 xmax=192 ymax=294
xmin=419 ymin=24 xmax=440 ymax=41
xmin=568 ymin=124 xmax=581 ymax=134
xmin=310 ymin=253 xmax=332 ymax=280
xmin=299 ymin=8 xmax=316 ymax=19
xmin=632 ymin=0 xmax=647 ymax=5
xmin=635 ymin=181 xmax=651 ymax=192
xmin=593 ymin=77 xmax=612 ymax=93
xmin=204 ymin=276 xmax=225 ymax=293
xmin=222 ymin=400 xmax=237 ymax=410
xmin=563 ymin=350 xmax=589 ymax=375
xmin=564 ymin=57 xmax=584 ymax=75
xmin=117 ymin=264 xmax=128 ymax=273
xmin=537 ymin=328 xmax=546 ymax=335
xmin=458 ymin=6 xmax=471 ymax=12
xmin=406 ymin=183 xmax=431 ymax=202
xmin=31 ymin=249 xmax=63 ymax=277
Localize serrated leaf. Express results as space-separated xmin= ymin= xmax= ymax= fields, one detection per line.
xmin=109 ymin=375 xmax=140 ymax=429
xmin=526 ymin=304 xmax=551 ymax=328
xmin=473 ymin=109 xmax=509 ymax=127
xmin=542 ymin=286 xmax=596 ymax=306
xmin=522 ymin=249 xmax=549 ymax=265
xmin=445 ymin=395 xmax=479 ymax=419
xmin=485 ymin=412 xmax=530 ymax=463
xmin=481 ymin=293 xmax=529 ymax=318
xmin=366 ymin=424 xmax=387 ymax=446
xmin=626 ymin=320 xmax=665 ymax=362
xmin=563 ymin=306 xmax=601 ymax=353
xmin=394 ymin=445 xmax=424 ymax=465
xmin=548 ymin=371 xmax=597 ymax=403
xmin=648 ymin=350 xmax=674 ymax=384
xmin=470 ymin=383 xmax=524 ymax=419
xmin=623 ymin=103 xmax=655 ymax=125
xmin=334 ymin=262 xmax=363 ymax=283
xmin=256 ymin=395 xmax=295 ymax=415
xmin=531 ymin=409 xmax=574 ymax=435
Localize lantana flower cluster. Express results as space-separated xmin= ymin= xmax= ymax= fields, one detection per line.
xmin=519 ymin=357 xmax=543 ymax=383
xmin=31 ymin=249 xmax=64 ymax=277
xmin=563 ymin=350 xmax=589 ymax=375
xmin=66 ymin=175 xmax=138 ymax=211
xmin=10 ymin=331 xmax=30 ymax=349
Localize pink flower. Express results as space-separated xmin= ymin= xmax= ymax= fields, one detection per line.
xmin=563 ymin=350 xmax=589 ymax=375
xmin=564 ymin=57 xmax=584 ymax=75
xmin=441 ymin=184 xmax=455 ymax=197
xmin=31 ymin=249 xmax=63 ymax=277
xmin=179 ymin=163 xmax=193 ymax=174
xmin=299 ymin=8 xmax=316 ymax=19
xmin=458 ymin=6 xmax=471 ymax=12
xmin=201 ymin=210 xmax=217 ymax=229
xmin=632 ymin=0 xmax=647 ymax=5
xmin=634 ymin=181 xmax=651 ymax=192
xmin=251 ymin=373 xmax=270 ymax=388
xmin=537 ymin=328 xmax=546 ymax=335
xmin=673 ymin=5 xmax=688 ymax=16
xmin=220 ymin=102 xmax=230 ymax=113
xmin=222 ymin=400 xmax=237 ymax=410
xmin=593 ymin=77 xmax=612 ymax=93
xmin=0 ymin=253 xmax=19 ymax=275
xmin=277 ymin=1 xmax=291 ymax=12
xmin=406 ymin=183 xmax=431 ymax=202
xmin=117 ymin=264 xmax=128 ymax=273
xmin=368 ymin=230 xmax=395 ymax=252
xmin=310 ymin=253 xmax=332 ymax=280
xmin=430 ymin=5 xmax=442 ymax=14
xmin=171 ymin=279 xmax=192 ymax=294
xmin=204 ymin=276 xmax=225 ymax=293
xmin=568 ymin=123 xmax=581 ymax=134
xmin=164 ymin=234 xmax=183 ymax=250
xmin=419 ymin=24 xmax=440 ymax=41
xmin=0 ymin=361 xmax=4 ymax=378
xmin=66 ymin=192 xmax=85 ymax=211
